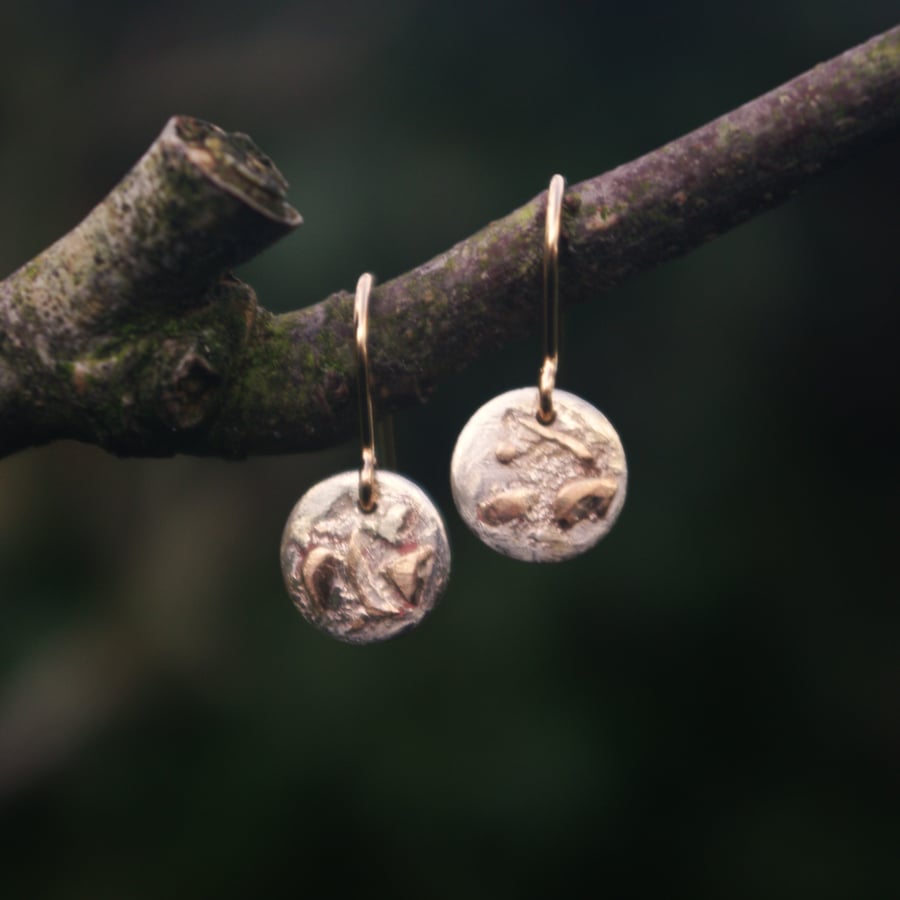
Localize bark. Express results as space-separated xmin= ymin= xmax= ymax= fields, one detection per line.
xmin=1 ymin=26 xmax=898 ymax=459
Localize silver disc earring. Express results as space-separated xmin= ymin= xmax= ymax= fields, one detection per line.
xmin=450 ymin=175 xmax=627 ymax=562
xmin=281 ymin=273 xmax=451 ymax=643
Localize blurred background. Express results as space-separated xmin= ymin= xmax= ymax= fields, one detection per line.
xmin=1 ymin=1 xmax=898 ymax=897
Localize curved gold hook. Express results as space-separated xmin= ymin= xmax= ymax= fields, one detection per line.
xmin=538 ymin=173 xmax=565 ymax=424
xmin=354 ymin=272 xmax=377 ymax=512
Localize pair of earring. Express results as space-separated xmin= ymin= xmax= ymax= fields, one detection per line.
xmin=281 ymin=175 xmax=627 ymax=644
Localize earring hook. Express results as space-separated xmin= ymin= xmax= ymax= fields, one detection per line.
xmin=355 ymin=272 xmax=377 ymax=511
xmin=538 ymin=173 xmax=565 ymax=424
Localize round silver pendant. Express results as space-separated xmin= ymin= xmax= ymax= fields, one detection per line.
xmin=450 ymin=388 xmax=627 ymax=562
xmin=281 ymin=471 xmax=450 ymax=644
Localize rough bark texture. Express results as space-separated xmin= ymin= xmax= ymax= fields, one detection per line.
xmin=1 ymin=26 xmax=898 ymax=459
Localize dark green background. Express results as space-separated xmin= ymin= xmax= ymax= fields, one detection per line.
xmin=1 ymin=2 xmax=898 ymax=897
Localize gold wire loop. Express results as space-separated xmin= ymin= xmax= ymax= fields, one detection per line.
xmin=538 ymin=173 xmax=565 ymax=424
xmin=355 ymin=272 xmax=377 ymax=512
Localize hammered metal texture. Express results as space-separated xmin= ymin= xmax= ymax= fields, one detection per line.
xmin=451 ymin=388 xmax=627 ymax=562
xmin=281 ymin=471 xmax=450 ymax=644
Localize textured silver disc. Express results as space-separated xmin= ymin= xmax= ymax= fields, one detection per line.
xmin=281 ymin=471 xmax=450 ymax=644
xmin=451 ymin=388 xmax=627 ymax=562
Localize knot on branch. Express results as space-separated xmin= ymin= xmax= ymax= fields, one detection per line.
xmin=160 ymin=344 xmax=224 ymax=430
xmin=138 ymin=277 xmax=261 ymax=444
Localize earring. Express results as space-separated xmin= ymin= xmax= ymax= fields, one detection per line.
xmin=281 ymin=273 xmax=451 ymax=644
xmin=450 ymin=174 xmax=627 ymax=562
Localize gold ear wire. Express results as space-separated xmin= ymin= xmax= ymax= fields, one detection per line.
xmin=538 ymin=173 xmax=565 ymax=425
xmin=354 ymin=272 xmax=377 ymax=512
xmin=354 ymin=272 xmax=397 ymax=511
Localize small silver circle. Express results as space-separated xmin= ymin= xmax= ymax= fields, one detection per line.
xmin=451 ymin=388 xmax=627 ymax=562
xmin=281 ymin=471 xmax=450 ymax=644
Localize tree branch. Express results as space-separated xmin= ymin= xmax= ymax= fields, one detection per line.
xmin=1 ymin=26 xmax=898 ymax=459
